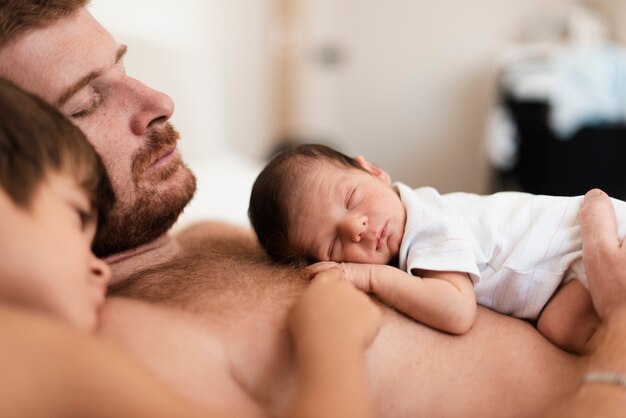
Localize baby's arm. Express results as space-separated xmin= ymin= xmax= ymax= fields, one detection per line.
xmin=309 ymin=262 xmax=476 ymax=335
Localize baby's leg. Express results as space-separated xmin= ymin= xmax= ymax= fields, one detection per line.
xmin=536 ymin=279 xmax=600 ymax=354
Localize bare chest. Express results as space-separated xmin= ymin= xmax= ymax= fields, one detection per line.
xmin=106 ymin=238 xmax=582 ymax=418
xmin=108 ymin=245 xmax=307 ymax=416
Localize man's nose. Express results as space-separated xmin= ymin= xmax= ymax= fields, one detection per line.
xmin=127 ymin=76 xmax=175 ymax=136
xmin=90 ymin=254 xmax=112 ymax=287
xmin=340 ymin=215 xmax=368 ymax=243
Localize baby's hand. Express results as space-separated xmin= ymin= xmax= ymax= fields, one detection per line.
xmin=308 ymin=262 xmax=374 ymax=293
xmin=339 ymin=263 xmax=374 ymax=292
xmin=307 ymin=261 xmax=342 ymax=276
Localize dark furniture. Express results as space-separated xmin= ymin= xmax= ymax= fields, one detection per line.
xmin=495 ymin=96 xmax=626 ymax=200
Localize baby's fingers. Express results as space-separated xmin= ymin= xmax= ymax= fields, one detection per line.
xmin=307 ymin=261 xmax=341 ymax=275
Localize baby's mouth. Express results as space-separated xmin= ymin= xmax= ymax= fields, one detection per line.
xmin=376 ymin=223 xmax=388 ymax=251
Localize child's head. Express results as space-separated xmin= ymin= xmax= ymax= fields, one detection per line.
xmin=249 ymin=143 xmax=406 ymax=265
xmin=0 ymin=76 xmax=115 ymax=332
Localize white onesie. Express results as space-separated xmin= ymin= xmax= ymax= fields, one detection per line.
xmin=395 ymin=183 xmax=626 ymax=320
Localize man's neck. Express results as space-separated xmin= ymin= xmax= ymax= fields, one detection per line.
xmin=104 ymin=234 xmax=181 ymax=285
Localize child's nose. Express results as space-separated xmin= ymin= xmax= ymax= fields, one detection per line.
xmin=90 ymin=255 xmax=112 ymax=287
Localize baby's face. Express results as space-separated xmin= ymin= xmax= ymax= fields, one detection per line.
xmin=0 ymin=172 xmax=110 ymax=332
xmin=287 ymin=161 xmax=406 ymax=264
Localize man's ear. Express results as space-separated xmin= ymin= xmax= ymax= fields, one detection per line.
xmin=354 ymin=155 xmax=392 ymax=185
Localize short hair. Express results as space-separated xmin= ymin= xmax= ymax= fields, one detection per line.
xmin=0 ymin=76 xmax=114 ymax=235
xmin=0 ymin=0 xmax=90 ymax=48
xmin=248 ymin=143 xmax=363 ymax=264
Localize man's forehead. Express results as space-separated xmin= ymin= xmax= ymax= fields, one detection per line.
xmin=0 ymin=7 xmax=117 ymax=104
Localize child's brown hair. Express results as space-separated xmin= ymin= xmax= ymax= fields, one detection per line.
xmin=0 ymin=76 xmax=114 ymax=237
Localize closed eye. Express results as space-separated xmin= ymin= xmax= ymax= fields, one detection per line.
xmin=345 ymin=187 xmax=356 ymax=209
xmin=327 ymin=236 xmax=337 ymax=261
xmin=77 ymin=208 xmax=93 ymax=230
xmin=71 ymin=90 xmax=103 ymax=119
xmin=69 ymin=200 xmax=95 ymax=231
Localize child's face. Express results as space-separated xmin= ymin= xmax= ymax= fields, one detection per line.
xmin=0 ymin=172 xmax=111 ymax=332
xmin=287 ymin=158 xmax=406 ymax=264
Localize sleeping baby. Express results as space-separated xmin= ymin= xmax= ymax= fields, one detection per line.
xmin=248 ymin=143 xmax=626 ymax=354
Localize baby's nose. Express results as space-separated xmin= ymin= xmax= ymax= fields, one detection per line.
xmin=345 ymin=216 xmax=368 ymax=242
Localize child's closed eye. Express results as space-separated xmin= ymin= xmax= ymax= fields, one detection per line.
xmin=73 ymin=206 xmax=94 ymax=230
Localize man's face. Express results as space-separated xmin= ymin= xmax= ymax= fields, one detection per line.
xmin=0 ymin=8 xmax=196 ymax=256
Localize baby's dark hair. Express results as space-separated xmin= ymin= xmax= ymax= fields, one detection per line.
xmin=248 ymin=143 xmax=364 ymax=263
xmin=0 ymin=76 xmax=115 ymax=235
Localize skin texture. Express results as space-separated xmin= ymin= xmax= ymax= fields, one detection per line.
xmin=99 ymin=223 xmax=581 ymax=417
xmin=0 ymin=303 xmax=215 ymax=418
xmin=0 ymin=7 xmax=590 ymax=417
xmin=0 ymin=264 xmax=382 ymax=418
xmin=0 ymin=172 xmax=109 ymax=332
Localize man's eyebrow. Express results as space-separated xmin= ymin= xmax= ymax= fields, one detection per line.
xmin=56 ymin=44 xmax=128 ymax=107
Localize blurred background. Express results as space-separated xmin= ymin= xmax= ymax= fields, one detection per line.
xmin=89 ymin=0 xmax=626 ymax=227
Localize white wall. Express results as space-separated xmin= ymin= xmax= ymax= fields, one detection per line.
xmin=292 ymin=0 xmax=582 ymax=193
xmin=590 ymin=0 xmax=626 ymax=43
xmin=89 ymin=0 xmax=278 ymax=164
xmin=222 ymin=2 xmax=277 ymax=158
xmin=89 ymin=1 xmax=625 ymax=198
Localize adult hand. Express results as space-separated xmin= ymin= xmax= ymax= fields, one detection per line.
xmin=289 ymin=267 xmax=382 ymax=352
xmin=579 ymin=189 xmax=626 ymax=320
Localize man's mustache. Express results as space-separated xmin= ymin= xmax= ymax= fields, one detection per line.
xmin=131 ymin=123 xmax=180 ymax=179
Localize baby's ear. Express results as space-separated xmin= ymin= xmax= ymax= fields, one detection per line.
xmin=354 ymin=155 xmax=392 ymax=185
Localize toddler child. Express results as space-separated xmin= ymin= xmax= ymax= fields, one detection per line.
xmin=0 ymin=76 xmax=114 ymax=333
xmin=248 ymin=143 xmax=625 ymax=353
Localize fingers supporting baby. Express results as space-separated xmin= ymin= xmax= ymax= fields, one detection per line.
xmin=580 ymin=189 xmax=620 ymax=253
xmin=289 ymin=267 xmax=382 ymax=352
xmin=579 ymin=189 xmax=626 ymax=320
